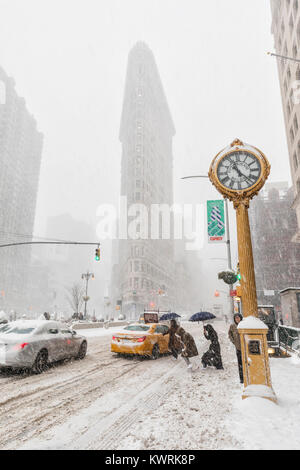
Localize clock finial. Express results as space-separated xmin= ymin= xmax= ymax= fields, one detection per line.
xmin=230 ymin=138 xmax=244 ymax=147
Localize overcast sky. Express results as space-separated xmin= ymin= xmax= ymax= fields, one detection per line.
xmin=0 ymin=0 xmax=290 ymax=269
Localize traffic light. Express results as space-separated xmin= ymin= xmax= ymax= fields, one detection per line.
xmin=95 ymin=247 xmax=100 ymax=261
xmin=236 ymin=262 xmax=241 ymax=281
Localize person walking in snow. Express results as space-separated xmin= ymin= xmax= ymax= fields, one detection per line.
xmin=228 ymin=313 xmax=243 ymax=383
xmin=163 ymin=319 xmax=198 ymax=368
xmin=201 ymin=324 xmax=224 ymax=370
xmin=176 ymin=324 xmax=199 ymax=368
xmin=163 ymin=319 xmax=183 ymax=359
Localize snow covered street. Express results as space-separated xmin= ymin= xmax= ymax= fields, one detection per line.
xmin=1 ymin=321 xmax=299 ymax=450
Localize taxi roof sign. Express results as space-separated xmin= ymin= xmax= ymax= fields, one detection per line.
xmin=144 ymin=312 xmax=159 ymax=324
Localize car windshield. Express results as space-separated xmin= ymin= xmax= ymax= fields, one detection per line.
xmin=0 ymin=326 xmax=35 ymax=335
xmin=123 ymin=325 xmax=150 ymax=332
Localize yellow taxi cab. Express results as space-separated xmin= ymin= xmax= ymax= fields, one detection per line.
xmin=111 ymin=323 xmax=170 ymax=359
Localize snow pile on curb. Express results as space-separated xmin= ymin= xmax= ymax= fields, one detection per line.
xmin=226 ymin=356 xmax=300 ymax=449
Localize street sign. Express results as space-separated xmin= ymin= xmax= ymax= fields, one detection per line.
xmin=207 ymin=200 xmax=226 ymax=243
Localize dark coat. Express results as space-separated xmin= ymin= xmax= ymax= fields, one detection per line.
xmin=202 ymin=324 xmax=223 ymax=369
xmin=176 ymin=327 xmax=199 ymax=358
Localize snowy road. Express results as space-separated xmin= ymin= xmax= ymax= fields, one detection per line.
xmin=0 ymin=321 xmax=243 ymax=450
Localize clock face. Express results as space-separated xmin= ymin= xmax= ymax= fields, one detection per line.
xmin=216 ymin=151 xmax=262 ymax=191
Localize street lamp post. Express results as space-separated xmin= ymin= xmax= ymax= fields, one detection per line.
xmin=81 ymin=270 xmax=94 ymax=319
xmin=181 ymin=175 xmax=234 ymax=318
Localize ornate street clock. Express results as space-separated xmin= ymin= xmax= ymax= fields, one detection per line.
xmin=208 ymin=138 xmax=276 ymax=403
xmin=208 ymin=138 xmax=270 ymax=206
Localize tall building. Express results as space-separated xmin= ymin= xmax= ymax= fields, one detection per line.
xmin=249 ymin=182 xmax=300 ymax=314
xmin=270 ymin=0 xmax=300 ymax=241
xmin=0 ymin=67 xmax=43 ymax=312
xmin=117 ymin=42 xmax=176 ymax=319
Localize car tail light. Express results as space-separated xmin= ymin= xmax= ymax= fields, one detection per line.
xmin=13 ymin=343 xmax=29 ymax=351
xmin=137 ymin=336 xmax=146 ymax=342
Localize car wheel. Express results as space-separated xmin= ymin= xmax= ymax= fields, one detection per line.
xmin=32 ymin=350 xmax=48 ymax=374
xmin=152 ymin=343 xmax=160 ymax=360
xmin=76 ymin=341 xmax=87 ymax=360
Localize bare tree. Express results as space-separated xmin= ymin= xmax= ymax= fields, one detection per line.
xmin=66 ymin=283 xmax=84 ymax=318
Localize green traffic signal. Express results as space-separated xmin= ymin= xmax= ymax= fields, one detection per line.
xmin=237 ymin=273 xmax=241 ymax=281
xmin=95 ymin=248 xmax=100 ymax=261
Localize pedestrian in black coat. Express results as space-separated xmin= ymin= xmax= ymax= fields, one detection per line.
xmin=201 ymin=324 xmax=224 ymax=370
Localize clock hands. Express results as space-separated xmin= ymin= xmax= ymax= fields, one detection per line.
xmin=232 ymin=162 xmax=253 ymax=185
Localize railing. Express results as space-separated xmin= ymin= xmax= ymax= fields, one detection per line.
xmin=278 ymin=325 xmax=300 ymax=355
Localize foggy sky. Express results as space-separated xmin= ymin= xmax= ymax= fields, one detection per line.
xmin=0 ymin=1 xmax=290 ymax=305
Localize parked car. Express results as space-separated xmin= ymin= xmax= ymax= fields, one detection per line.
xmin=111 ymin=323 xmax=170 ymax=359
xmin=0 ymin=320 xmax=87 ymax=373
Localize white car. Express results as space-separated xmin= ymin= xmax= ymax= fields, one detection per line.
xmin=0 ymin=320 xmax=87 ymax=373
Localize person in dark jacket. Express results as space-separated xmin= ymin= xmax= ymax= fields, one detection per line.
xmin=201 ymin=324 xmax=224 ymax=370
xmin=228 ymin=313 xmax=243 ymax=383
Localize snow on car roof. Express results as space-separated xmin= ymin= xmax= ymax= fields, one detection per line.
xmin=5 ymin=320 xmax=63 ymax=329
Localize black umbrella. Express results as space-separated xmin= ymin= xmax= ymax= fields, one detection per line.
xmin=159 ymin=312 xmax=181 ymax=321
xmin=189 ymin=312 xmax=216 ymax=322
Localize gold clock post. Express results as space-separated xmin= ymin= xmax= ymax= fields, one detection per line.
xmin=209 ymin=139 xmax=277 ymax=403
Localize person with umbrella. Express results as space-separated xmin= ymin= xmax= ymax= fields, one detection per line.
xmin=228 ymin=313 xmax=243 ymax=383
xmin=162 ymin=319 xmax=183 ymax=360
xmin=163 ymin=319 xmax=198 ymax=369
xmin=201 ymin=324 xmax=224 ymax=370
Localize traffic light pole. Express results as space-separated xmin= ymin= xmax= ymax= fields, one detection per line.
xmin=181 ymin=175 xmax=234 ymax=319
xmin=81 ymin=271 xmax=94 ymax=319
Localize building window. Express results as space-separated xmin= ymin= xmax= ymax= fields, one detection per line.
xmin=289 ymin=14 xmax=294 ymax=33
xmin=290 ymin=126 xmax=295 ymax=141
xmin=294 ymin=152 xmax=299 ymax=170
xmin=290 ymin=89 xmax=294 ymax=111
xmin=294 ymin=114 xmax=299 ymax=132
xmin=297 ymin=179 xmax=300 ymax=193
xmin=287 ymin=102 xmax=291 ymax=118
xmin=294 ymin=0 xmax=298 ymax=15
xmin=293 ymin=43 xmax=298 ymax=58
xmin=287 ymin=66 xmax=292 ymax=82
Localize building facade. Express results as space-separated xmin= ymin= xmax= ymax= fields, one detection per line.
xmin=249 ymin=182 xmax=300 ymax=314
xmin=270 ymin=0 xmax=300 ymax=241
xmin=0 ymin=67 xmax=43 ymax=312
xmin=117 ymin=42 xmax=176 ymax=319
